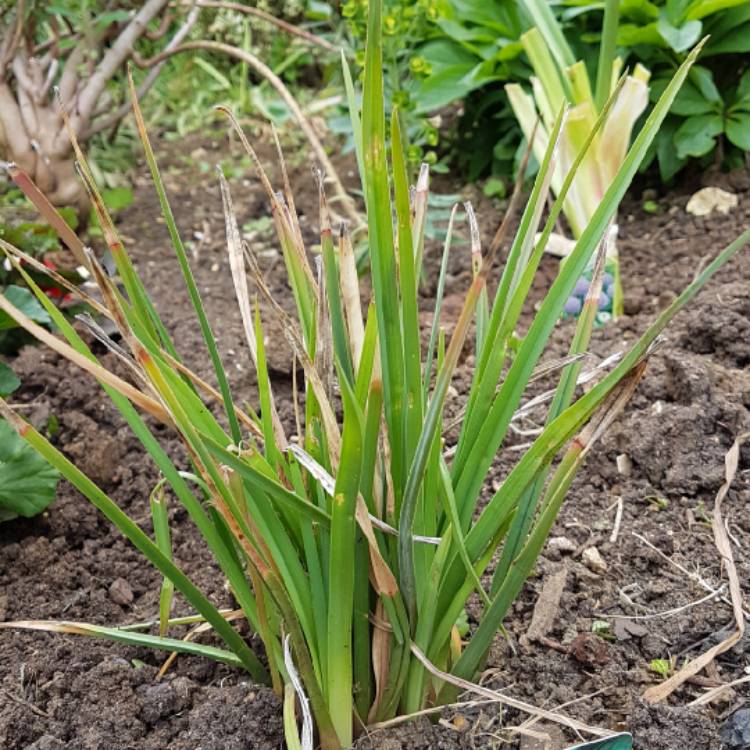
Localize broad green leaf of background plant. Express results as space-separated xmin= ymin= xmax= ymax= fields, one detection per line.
xmin=703 ymin=4 xmax=750 ymax=53
xmin=726 ymin=70 xmax=750 ymax=150
xmin=686 ymin=0 xmax=750 ymax=20
xmin=674 ymin=112 xmax=724 ymax=157
xmin=618 ymin=21 xmax=665 ymax=46
xmin=657 ymin=15 xmax=702 ymax=52
xmin=0 ymin=286 xmax=51 ymax=331
xmin=0 ymin=362 xmax=20 ymax=397
xmin=414 ymin=60 xmax=499 ymax=112
xmin=654 ymin=120 xmax=689 ymax=180
xmin=650 ymin=65 xmax=722 ymax=116
xmin=419 ymin=39 xmax=478 ymax=70
xmin=620 ymin=0 xmax=660 ymax=24
xmin=0 ymin=420 xmax=59 ymax=522
xmin=446 ymin=0 xmax=522 ymax=31
xmin=726 ymin=111 xmax=750 ymax=150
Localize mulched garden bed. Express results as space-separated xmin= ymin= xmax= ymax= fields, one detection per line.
xmin=1 ymin=131 xmax=748 ymax=749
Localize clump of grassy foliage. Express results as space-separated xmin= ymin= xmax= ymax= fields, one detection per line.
xmin=1 ymin=2 xmax=749 ymax=747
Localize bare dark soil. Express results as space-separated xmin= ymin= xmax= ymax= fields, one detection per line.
xmin=1 ymin=130 xmax=749 ymax=749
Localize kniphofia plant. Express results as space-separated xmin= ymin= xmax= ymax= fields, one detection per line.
xmin=1 ymin=3 xmax=748 ymax=747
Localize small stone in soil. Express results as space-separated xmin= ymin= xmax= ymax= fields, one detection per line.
xmin=616 ymin=453 xmax=633 ymax=476
xmin=582 ymin=546 xmax=607 ymax=573
xmin=613 ymin=618 xmax=648 ymax=640
xmin=547 ymin=536 xmax=576 ymax=553
xmin=569 ymin=632 xmax=610 ymax=666
xmin=108 ymin=577 xmax=134 ymax=606
xmin=137 ymin=681 xmax=186 ymax=725
xmin=721 ymin=708 xmax=750 ymax=750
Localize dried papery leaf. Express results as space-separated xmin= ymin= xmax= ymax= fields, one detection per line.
xmin=2 ymin=162 xmax=88 ymax=267
xmin=367 ymin=599 xmax=392 ymax=724
xmin=338 ymin=224 xmax=365 ymax=369
xmin=271 ymin=124 xmax=304 ymax=251
xmin=577 ymin=357 xmax=649 ymax=460
xmin=465 ymin=202 xmax=482 ymax=278
xmin=354 ymin=495 xmax=399 ymax=594
xmin=0 ymin=292 xmax=171 ymax=425
xmin=314 ymin=176 xmax=337 ymax=400
xmin=83 ymin=248 xmax=134 ymax=343
xmin=218 ymin=168 xmax=258 ymax=364
xmin=218 ymin=107 xmax=318 ymax=338
xmin=380 ymin=432 xmax=395 ymax=520
xmin=276 ymin=318 xmax=341 ymax=461
xmin=530 ymin=353 xmax=589 ymax=383
xmin=510 ymin=352 xmax=621 ymax=424
xmin=216 ymin=106 xmax=280 ymax=204
xmin=410 ymin=644 xmax=611 ymax=738
xmin=412 ymin=162 xmax=429 ymax=270
xmin=119 ymin=609 xmax=244 ymax=633
xmin=280 ymin=196 xmax=318 ymax=296
xmin=54 ymin=89 xmax=125 ymax=260
xmin=216 ymin=106 xmax=317 ymax=297
xmin=284 ymin=634 xmax=314 ymax=750
xmin=75 ymin=313 xmax=143 ymax=380
xmin=465 ymin=200 xmax=489 ymax=351
xmin=243 ymin=243 xmax=304 ymax=353
xmin=287 ymin=443 xmax=438 ymax=543
xmin=252 ymin=302 xmax=288 ymax=456
xmin=287 ymin=444 xmax=335 ymax=496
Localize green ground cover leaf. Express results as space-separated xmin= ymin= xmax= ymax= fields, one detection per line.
xmin=0 ymin=420 xmax=59 ymax=521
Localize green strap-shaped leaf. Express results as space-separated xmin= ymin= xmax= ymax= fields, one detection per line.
xmin=567 ymin=734 xmax=633 ymax=750
xmin=0 ymin=619 xmax=244 ymax=668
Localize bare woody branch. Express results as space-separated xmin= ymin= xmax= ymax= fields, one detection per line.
xmin=70 ymin=0 xmax=171 ymax=136
xmin=81 ymin=5 xmax=200 ymax=140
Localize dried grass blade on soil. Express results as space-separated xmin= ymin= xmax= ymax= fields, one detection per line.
xmin=410 ymin=643 xmax=611 ymax=739
xmin=642 ymin=431 xmax=749 ymax=703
